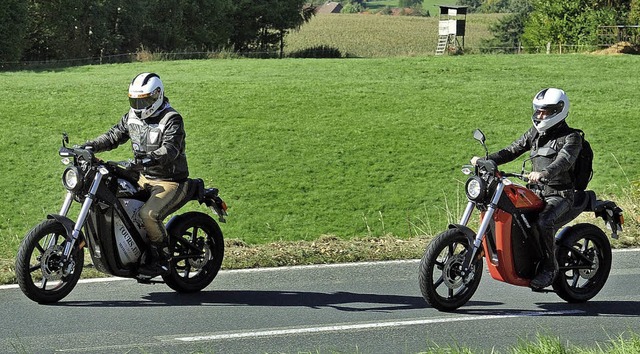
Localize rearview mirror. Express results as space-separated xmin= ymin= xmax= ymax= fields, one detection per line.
xmin=473 ymin=129 xmax=485 ymax=144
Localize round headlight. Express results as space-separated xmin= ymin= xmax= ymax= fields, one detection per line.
xmin=62 ymin=166 xmax=83 ymax=192
xmin=465 ymin=176 xmax=485 ymax=201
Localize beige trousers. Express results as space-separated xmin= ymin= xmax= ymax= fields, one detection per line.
xmin=138 ymin=175 xmax=189 ymax=243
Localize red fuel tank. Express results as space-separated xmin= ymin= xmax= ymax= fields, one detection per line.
xmin=503 ymin=184 xmax=544 ymax=212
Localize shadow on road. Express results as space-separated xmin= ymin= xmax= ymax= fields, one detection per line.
xmin=54 ymin=290 xmax=428 ymax=312
xmin=450 ymin=300 xmax=640 ymax=317
xmin=538 ymin=301 xmax=640 ymax=317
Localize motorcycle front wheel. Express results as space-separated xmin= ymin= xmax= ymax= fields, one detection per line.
xmin=163 ymin=211 xmax=224 ymax=293
xmin=419 ymin=228 xmax=483 ymax=312
xmin=15 ymin=220 xmax=84 ymax=304
xmin=553 ymin=223 xmax=612 ymax=303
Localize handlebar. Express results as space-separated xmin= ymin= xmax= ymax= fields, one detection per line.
xmin=501 ymin=171 xmax=548 ymax=184
xmin=59 ymin=146 xmax=96 ymax=162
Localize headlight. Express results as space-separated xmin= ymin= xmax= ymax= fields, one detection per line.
xmin=465 ymin=176 xmax=486 ymax=201
xmin=62 ymin=166 xmax=83 ymax=192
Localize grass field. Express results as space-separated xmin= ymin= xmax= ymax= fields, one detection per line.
xmin=285 ymin=13 xmax=501 ymax=57
xmin=1 ymin=54 xmax=639 ymax=268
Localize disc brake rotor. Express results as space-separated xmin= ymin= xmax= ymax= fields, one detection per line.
xmin=188 ymin=242 xmax=210 ymax=269
xmin=41 ymin=245 xmax=65 ymax=281
xmin=579 ymin=248 xmax=599 ymax=279
xmin=442 ymin=253 xmax=466 ymax=289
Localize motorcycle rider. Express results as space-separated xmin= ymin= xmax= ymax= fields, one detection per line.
xmin=82 ymin=72 xmax=189 ymax=277
xmin=471 ymin=88 xmax=582 ymax=289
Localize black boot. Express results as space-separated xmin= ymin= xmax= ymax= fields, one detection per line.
xmin=530 ymin=257 xmax=558 ymax=289
xmin=530 ymin=223 xmax=559 ymax=289
xmin=138 ymin=242 xmax=171 ymax=277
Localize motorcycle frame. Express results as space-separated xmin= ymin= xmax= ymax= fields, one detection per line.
xmin=459 ymin=178 xmax=544 ymax=287
xmin=54 ymin=163 xmax=153 ymax=278
xmin=458 ymin=174 xmax=624 ymax=288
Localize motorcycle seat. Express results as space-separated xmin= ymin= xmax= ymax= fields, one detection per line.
xmin=573 ymin=190 xmax=596 ymax=212
xmin=555 ymin=190 xmax=597 ymax=228
xmin=163 ymin=178 xmax=220 ymax=214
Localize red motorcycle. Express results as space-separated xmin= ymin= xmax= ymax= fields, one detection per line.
xmin=418 ymin=129 xmax=624 ymax=312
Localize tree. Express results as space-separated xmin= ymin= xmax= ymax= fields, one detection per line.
xmin=10 ymin=0 xmax=314 ymax=63
xmin=0 ymin=0 xmax=28 ymax=62
xmin=22 ymin=0 xmax=125 ymax=61
xmin=521 ymin=0 xmax=623 ymax=50
xmin=180 ymin=0 xmax=234 ymax=51
xmin=267 ymin=0 xmax=315 ymax=58
xmin=456 ymin=0 xmax=483 ymax=12
xmin=399 ymin=0 xmax=423 ymax=7
xmin=481 ymin=0 xmax=533 ymax=52
xmin=629 ymin=0 xmax=640 ymax=23
xmin=229 ymin=0 xmax=314 ymax=56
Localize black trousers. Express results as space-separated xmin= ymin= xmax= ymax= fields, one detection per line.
xmin=537 ymin=194 xmax=573 ymax=271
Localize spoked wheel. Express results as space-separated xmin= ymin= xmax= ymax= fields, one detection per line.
xmin=553 ymin=223 xmax=612 ymax=303
xmin=163 ymin=211 xmax=224 ymax=293
xmin=15 ymin=220 xmax=84 ymax=304
xmin=419 ymin=228 xmax=482 ymax=312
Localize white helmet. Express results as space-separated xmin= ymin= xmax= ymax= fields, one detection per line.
xmin=531 ymin=88 xmax=569 ymax=133
xmin=128 ymin=73 xmax=164 ymax=119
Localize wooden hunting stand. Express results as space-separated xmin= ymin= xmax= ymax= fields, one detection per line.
xmin=436 ymin=5 xmax=468 ymax=55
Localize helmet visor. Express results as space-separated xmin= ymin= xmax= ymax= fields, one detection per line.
xmin=534 ymin=102 xmax=563 ymax=118
xmin=129 ymin=88 xmax=161 ymax=110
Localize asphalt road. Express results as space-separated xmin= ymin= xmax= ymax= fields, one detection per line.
xmin=1 ymin=249 xmax=639 ymax=353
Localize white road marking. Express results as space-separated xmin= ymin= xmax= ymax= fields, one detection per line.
xmin=168 ymin=310 xmax=585 ymax=342
xmin=55 ymin=309 xmax=586 ymax=352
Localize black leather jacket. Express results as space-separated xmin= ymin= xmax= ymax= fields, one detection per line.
xmin=87 ymin=103 xmax=189 ymax=182
xmin=487 ymin=122 xmax=582 ymax=193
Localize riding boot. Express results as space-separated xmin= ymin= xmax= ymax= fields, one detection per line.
xmin=530 ymin=233 xmax=558 ymax=289
xmin=138 ymin=242 xmax=171 ymax=277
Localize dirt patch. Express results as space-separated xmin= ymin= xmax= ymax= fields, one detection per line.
xmin=592 ymin=41 xmax=640 ymax=55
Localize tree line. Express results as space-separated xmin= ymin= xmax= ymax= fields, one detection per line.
xmin=457 ymin=0 xmax=640 ymax=52
xmin=0 ymin=0 xmax=314 ymax=63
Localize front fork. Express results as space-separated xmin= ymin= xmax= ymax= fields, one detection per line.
xmin=59 ymin=191 xmax=74 ymax=217
xmin=461 ymin=182 xmax=504 ymax=274
xmin=61 ymin=168 xmax=107 ymax=259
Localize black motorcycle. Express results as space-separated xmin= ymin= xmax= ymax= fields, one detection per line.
xmin=15 ymin=133 xmax=228 ymax=304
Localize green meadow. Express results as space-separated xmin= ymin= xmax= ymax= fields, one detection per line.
xmin=1 ymin=55 xmax=639 ymax=265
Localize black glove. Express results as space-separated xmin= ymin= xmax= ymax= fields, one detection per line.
xmin=133 ymin=150 xmax=147 ymax=160
xmin=128 ymin=160 xmax=144 ymax=172
xmin=140 ymin=156 xmax=155 ymax=167
xmin=133 ymin=151 xmax=155 ymax=167
xmin=73 ymin=143 xmax=94 ymax=151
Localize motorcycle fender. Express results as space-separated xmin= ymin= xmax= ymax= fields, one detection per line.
xmin=165 ymin=214 xmax=184 ymax=233
xmin=556 ymin=223 xmax=602 ymax=247
xmin=47 ymin=214 xmax=84 ymax=242
xmin=554 ymin=226 xmax=570 ymax=244
xmin=448 ymin=224 xmax=476 ymax=245
xmin=448 ymin=224 xmax=482 ymax=273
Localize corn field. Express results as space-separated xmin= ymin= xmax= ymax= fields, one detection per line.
xmin=284 ymin=13 xmax=503 ymax=57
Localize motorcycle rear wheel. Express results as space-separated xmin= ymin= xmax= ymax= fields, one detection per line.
xmin=163 ymin=211 xmax=224 ymax=293
xmin=553 ymin=223 xmax=611 ymax=303
xmin=15 ymin=220 xmax=84 ymax=304
xmin=419 ymin=228 xmax=483 ymax=312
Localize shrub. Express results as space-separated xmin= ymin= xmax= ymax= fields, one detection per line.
xmin=342 ymin=3 xmax=365 ymax=13
xmin=288 ymin=45 xmax=343 ymax=58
